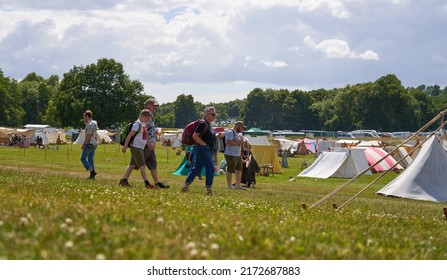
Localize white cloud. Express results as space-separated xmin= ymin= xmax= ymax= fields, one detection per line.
xmin=261 ymin=60 xmax=288 ymax=68
xmin=0 ymin=0 xmax=445 ymax=104
xmin=304 ymin=36 xmax=379 ymax=60
xmin=297 ymin=0 xmax=351 ymax=19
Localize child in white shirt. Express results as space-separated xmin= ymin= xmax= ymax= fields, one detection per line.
xmin=119 ymin=109 xmax=154 ymax=188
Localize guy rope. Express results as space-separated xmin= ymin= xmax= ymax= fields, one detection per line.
xmin=301 ymin=108 xmax=447 ymax=210
xmin=333 ymin=121 xmax=446 ymax=211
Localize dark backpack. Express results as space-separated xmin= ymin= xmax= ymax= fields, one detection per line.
xmin=182 ymin=119 xmax=207 ymax=146
xmin=221 ymin=129 xmax=237 ymax=152
xmin=120 ymin=122 xmax=141 ymax=146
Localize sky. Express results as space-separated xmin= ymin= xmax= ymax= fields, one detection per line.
xmin=1 ymin=0 xmax=446 ymax=105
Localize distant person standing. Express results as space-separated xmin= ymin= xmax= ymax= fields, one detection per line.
xmin=143 ymin=98 xmax=170 ymax=189
xmin=181 ymin=107 xmax=217 ymax=196
xmin=224 ymin=121 xmax=246 ymax=190
xmin=81 ymin=110 xmax=99 ymax=179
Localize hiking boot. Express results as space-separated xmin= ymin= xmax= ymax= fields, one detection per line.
xmin=207 ymin=189 xmax=214 ymax=196
xmin=156 ymin=182 xmax=170 ymax=189
xmin=119 ymin=179 xmax=130 ymax=187
xmin=88 ymin=170 xmax=97 ymax=180
xmin=181 ymin=186 xmax=189 ymax=193
xmin=145 ymin=183 xmax=156 ymax=189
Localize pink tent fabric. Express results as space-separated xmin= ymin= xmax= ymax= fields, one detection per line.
xmin=303 ymin=138 xmax=317 ymax=155
xmin=364 ymin=147 xmax=403 ymax=172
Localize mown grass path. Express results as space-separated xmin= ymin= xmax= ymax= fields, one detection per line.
xmin=1 ymin=144 xmax=446 ymax=259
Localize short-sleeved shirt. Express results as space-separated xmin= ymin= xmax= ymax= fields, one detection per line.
xmin=145 ymin=119 xmax=156 ymax=146
xmin=130 ymin=119 xmax=148 ymax=150
xmin=224 ymin=129 xmax=242 ymax=156
xmin=195 ymin=119 xmax=215 ymax=148
xmin=84 ymin=119 xmax=98 ymax=145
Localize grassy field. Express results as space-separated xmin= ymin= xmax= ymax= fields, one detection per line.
xmin=0 ymin=143 xmax=446 ymax=260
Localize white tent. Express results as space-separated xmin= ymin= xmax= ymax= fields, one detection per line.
xmin=316 ymin=140 xmax=336 ymax=156
xmin=161 ymin=132 xmax=182 ymax=147
xmin=357 ymin=140 xmax=384 ymax=147
xmin=332 ymin=147 xmax=372 ymax=175
xmin=298 ymin=150 xmax=363 ymax=179
xmin=244 ymin=135 xmax=269 ymax=145
xmin=377 ymin=135 xmax=447 ymax=202
xmin=391 ymin=147 xmax=413 ymax=168
xmin=74 ymin=130 xmax=111 ymax=145
xmin=334 ymin=139 xmax=361 ymax=148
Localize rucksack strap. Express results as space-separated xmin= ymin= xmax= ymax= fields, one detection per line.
xmin=197 ymin=119 xmax=208 ymax=137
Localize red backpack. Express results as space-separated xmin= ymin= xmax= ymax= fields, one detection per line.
xmin=181 ymin=119 xmax=207 ymax=146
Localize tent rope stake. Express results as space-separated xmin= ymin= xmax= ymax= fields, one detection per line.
xmin=333 ymin=122 xmax=446 ymax=211
xmin=302 ymin=108 xmax=447 ymax=210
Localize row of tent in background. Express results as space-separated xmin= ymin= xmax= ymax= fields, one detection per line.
xmin=0 ymin=125 xmax=116 ymax=147
xmin=298 ymin=133 xmax=447 ymax=203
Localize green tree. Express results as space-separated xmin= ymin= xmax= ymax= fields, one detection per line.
xmin=155 ymin=102 xmax=175 ymax=128
xmin=283 ymin=90 xmax=317 ymax=130
xmin=18 ymin=72 xmax=54 ymax=125
xmin=0 ymin=69 xmax=24 ymax=126
xmin=51 ymin=58 xmax=145 ymax=128
xmin=242 ymin=88 xmax=289 ymax=130
xmin=174 ymin=94 xmax=200 ymax=128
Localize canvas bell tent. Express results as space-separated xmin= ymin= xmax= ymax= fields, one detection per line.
xmin=377 ymin=135 xmax=447 ymax=202
xmin=298 ymin=150 xmax=370 ymax=179
xmin=363 ymin=147 xmax=403 ymax=172
xmin=332 ymin=147 xmax=372 ymax=175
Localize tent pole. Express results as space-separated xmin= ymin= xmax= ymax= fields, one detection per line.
xmin=334 ymin=125 xmax=444 ymax=211
xmin=303 ymin=108 xmax=447 ymax=210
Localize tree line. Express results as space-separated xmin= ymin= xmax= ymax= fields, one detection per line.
xmin=1 ymin=58 xmax=446 ymax=132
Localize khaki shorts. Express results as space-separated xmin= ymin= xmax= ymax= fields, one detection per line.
xmin=225 ymin=155 xmax=242 ymax=173
xmin=130 ymin=146 xmax=146 ymax=170
xmin=144 ymin=146 xmax=157 ymax=170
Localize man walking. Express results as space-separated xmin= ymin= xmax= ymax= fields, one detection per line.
xmin=224 ymin=121 xmax=245 ymax=190
xmin=143 ymin=98 xmax=170 ymax=188
xmin=181 ymin=107 xmax=218 ymax=196
xmin=81 ymin=110 xmax=98 ymax=179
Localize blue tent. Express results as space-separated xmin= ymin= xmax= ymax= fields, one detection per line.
xmin=172 ymin=146 xmax=218 ymax=176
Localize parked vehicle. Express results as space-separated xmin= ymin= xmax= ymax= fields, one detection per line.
xmin=337 ymin=131 xmax=355 ymax=138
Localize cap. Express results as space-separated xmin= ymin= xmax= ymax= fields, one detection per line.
xmin=235 ymin=121 xmax=245 ymax=128
xmin=144 ymin=98 xmax=159 ymax=106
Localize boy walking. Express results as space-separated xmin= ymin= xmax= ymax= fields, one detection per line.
xmin=119 ymin=109 xmax=154 ymax=188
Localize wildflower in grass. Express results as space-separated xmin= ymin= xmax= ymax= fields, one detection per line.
xmin=238 ymin=235 xmax=244 ymax=242
xmin=76 ymin=227 xmax=87 ymax=236
xmin=40 ymin=250 xmax=48 ymax=259
xmin=65 ymin=218 xmax=73 ymax=224
xmin=289 ymin=236 xmax=296 ymax=242
xmin=19 ymin=217 xmax=29 ymax=226
xmin=210 ymin=243 xmax=219 ymax=250
xmin=200 ymin=250 xmax=209 ymax=258
xmin=0 ymin=221 xmax=4 ymax=226
xmin=60 ymin=223 xmax=68 ymax=231
xmin=156 ymin=217 xmax=164 ymax=225
xmin=114 ymin=248 xmax=125 ymax=256
xmin=208 ymin=233 xmax=216 ymax=240
xmin=96 ymin=253 xmax=106 ymax=260
xmin=189 ymin=248 xmax=198 ymax=257
xmin=185 ymin=241 xmax=196 ymax=250
xmin=65 ymin=241 xmax=74 ymax=249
